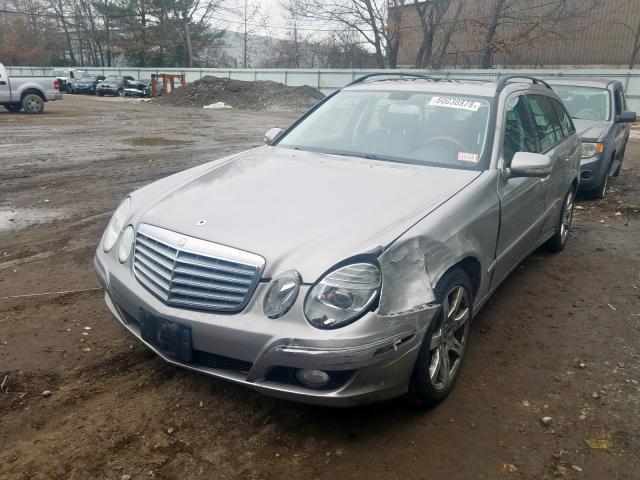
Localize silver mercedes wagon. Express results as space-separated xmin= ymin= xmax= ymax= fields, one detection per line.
xmin=95 ymin=74 xmax=581 ymax=407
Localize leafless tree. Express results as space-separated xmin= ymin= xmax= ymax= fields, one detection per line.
xmin=297 ymin=0 xmax=395 ymax=68
xmin=474 ymin=0 xmax=599 ymax=69
xmin=227 ymin=0 xmax=263 ymax=67
xmin=618 ymin=16 xmax=640 ymax=68
xmin=412 ymin=0 xmax=461 ymax=68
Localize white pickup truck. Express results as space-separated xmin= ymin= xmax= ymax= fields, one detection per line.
xmin=0 ymin=63 xmax=62 ymax=114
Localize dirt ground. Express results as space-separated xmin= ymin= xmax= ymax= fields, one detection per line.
xmin=1 ymin=95 xmax=639 ymax=480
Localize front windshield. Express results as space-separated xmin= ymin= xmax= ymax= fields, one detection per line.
xmin=277 ymin=90 xmax=492 ymax=170
xmin=551 ymin=85 xmax=610 ymax=121
xmin=103 ymin=76 xmax=119 ymax=83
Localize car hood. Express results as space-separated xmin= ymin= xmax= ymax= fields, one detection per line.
xmin=573 ymin=119 xmax=611 ymax=141
xmin=136 ymin=147 xmax=481 ymax=280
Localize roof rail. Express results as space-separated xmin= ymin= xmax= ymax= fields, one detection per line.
xmin=347 ymin=72 xmax=434 ymax=87
xmin=496 ymin=75 xmax=551 ymax=92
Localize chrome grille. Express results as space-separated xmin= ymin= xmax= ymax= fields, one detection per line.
xmin=133 ymin=224 xmax=265 ymax=313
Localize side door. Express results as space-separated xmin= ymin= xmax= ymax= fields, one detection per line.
xmin=492 ymin=93 xmax=547 ymax=286
xmin=0 ymin=67 xmax=11 ymax=103
xmin=546 ymin=96 xmax=580 ymax=229
xmin=525 ymin=94 xmax=567 ymax=236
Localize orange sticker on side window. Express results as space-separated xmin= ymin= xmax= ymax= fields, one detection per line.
xmin=458 ymin=152 xmax=479 ymax=163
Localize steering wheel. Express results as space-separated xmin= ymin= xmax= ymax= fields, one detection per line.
xmin=422 ymin=136 xmax=467 ymax=151
xmin=574 ymin=108 xmax=601 ymax=121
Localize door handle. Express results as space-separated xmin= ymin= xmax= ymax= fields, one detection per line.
xmin=0 ymin=81 xmax=6 ymax=85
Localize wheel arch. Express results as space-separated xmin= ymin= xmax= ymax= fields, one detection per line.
xmin=21 ymin=88 xmax=45 ymax=101
xmin=437 ymin=256 xmax=482 ymax=303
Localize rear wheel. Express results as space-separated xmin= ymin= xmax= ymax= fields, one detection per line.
xmin=4 ymin=104 xmax=21 ymax=112
xmin=408 ymin=268 xmax=473 ymax=407
xmin=21 ymin=93 xmax=44 ymax=114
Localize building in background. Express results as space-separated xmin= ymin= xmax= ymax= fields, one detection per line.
xmin=392 ymin=0 xmax=640 ymax=69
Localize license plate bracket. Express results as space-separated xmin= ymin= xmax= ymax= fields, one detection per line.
xmin=140 ymin=311 xmax=193 ymax=363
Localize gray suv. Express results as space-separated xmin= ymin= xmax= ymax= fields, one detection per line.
xmin=548 ymin=79 xmax=636 ymax=198
xmin=95 ymin=74 xmax=580 ymax=407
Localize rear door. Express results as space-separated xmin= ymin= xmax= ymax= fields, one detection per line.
xmin=492 ymin=93 xmax=546 ymax=286
xmin=525 ymin=94 xmax=568 ymax=236
xmin=548 ymin=97 xmax=579 ymax=215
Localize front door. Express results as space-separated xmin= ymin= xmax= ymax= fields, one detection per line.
xmin=492 ymin=94 xmax=547 ymax=286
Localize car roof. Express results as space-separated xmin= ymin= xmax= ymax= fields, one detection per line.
xmin=546 ymin=78 xmax=619 ymax=89
xmin=342 ymin=76 xmax=557 ymax=98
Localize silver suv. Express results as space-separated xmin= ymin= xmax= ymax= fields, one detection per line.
xmin=95 ymin=74 xmax=580 ymax=407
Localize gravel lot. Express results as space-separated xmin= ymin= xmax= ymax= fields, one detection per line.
xmin=1 ymin=95 xmax=639 ymax=480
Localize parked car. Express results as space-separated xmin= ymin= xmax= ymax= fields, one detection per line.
xmin=548 ymin=79 xmax=636 ymax=198
xmin=95 ymin=74 xmax=580 ymax=407
xmin=48 ymin=68 xmax=86 ymax=93
xmin=96 ymin=75 xmax=134 ymax=96
xmin=0 ymin=63 xmax=62 ymax=113
xmin=70 ymin=75 xmax=106 ymax=95
xmin=123 ymin=79 xmax=163 ymax=98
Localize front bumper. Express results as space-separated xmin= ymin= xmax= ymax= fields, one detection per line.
xmin=74 ymin=85 xmax=95 ymax=93
xmin=578 ymin=154 xmax=607 ymax=190
xmin=97 ymin=86 xmax=119 ymax=95
xmin=94 ymin=251 xmax=438 ymax=406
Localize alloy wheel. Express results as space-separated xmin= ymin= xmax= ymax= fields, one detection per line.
xmin=428 ymin=285 xmax=471 ymax=391
xmin=560 ymin=190 xmax=574 ymax=244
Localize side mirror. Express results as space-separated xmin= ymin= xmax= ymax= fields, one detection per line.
xmin=264 ymin=127 xmax=283 ymax=145
xmin=616 ymin=111 xmax=636 ymax=123
xmin=508 ymin=152 xmax=552 ymax=178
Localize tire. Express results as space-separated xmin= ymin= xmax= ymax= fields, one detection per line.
xmin=21 ymin=93 xmax=44 ymax=114
xmin=547 ymin=187 xmax=575 ymax=253
xmin=612 ymin=145 xmax=626 ymax=177
xmin=98 ymin=92 xmax=104 ymax=97
xmin=586 ymin=171 xmax=609 ymax=200
xmin=4 ymin=104 xmax=21 ymax=112
xmin=408 ymin=268 xmax=473 ymax=407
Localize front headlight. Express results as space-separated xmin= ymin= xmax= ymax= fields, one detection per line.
xmin=102 ymin=197 xmax=130 ymax=252
xmin=117 ymin=225 xmax=135 ymax=263
xmin=304 ymin=262 xmax=381 ymax=329
xmin=581 ymin=142 xmax=603 ymax=158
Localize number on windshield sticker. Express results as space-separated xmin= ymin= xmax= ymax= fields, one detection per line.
xmin=429 ymin=96 xmax=481 ymax=112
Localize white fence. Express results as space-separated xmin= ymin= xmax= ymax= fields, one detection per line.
xmin=7 ymin=65 xmax=640 ymax=111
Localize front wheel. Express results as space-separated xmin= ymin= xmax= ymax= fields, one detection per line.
xmin=547 ymin=188 xmax=575 ymax=252
xmin=408 ymin=268 xmax=473 ymax=407
xmin=21 ymin=93 xmax=44 ymax=114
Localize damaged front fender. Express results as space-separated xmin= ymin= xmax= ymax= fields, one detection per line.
xmin=378 ymin=237 xmax=437 ymax=316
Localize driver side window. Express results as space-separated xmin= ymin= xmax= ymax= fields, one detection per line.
xmin=502 ymin=95 xmax=538 ymax=166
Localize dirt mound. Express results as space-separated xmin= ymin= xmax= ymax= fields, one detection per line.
xmin=156 ymin=76 xmax=324 ymax=112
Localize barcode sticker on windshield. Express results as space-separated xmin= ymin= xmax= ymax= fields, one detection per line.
xmin=429 ymin=96 xmax=481 ymax=111
xmin=458 ymin=152 xmax=479 ymax=163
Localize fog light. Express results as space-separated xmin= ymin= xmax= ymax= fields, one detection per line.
xmin=296 ymin=369 xmax=330 ymax=388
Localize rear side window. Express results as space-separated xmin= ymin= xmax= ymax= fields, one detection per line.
xmin=549 ymin=98 xmax=575 ymax=137
xmin=527 ymin=95 xmax=563 ymax=151
xmin=502 ymin=95 xmax=538 ymax=165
